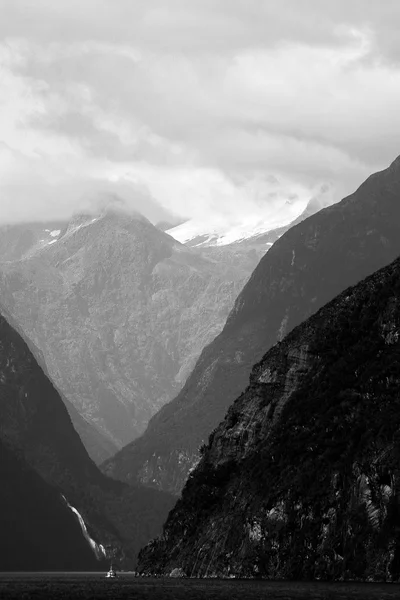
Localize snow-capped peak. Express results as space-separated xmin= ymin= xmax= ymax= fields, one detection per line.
xmin=167 ymin=199 xmax=307 ymax=247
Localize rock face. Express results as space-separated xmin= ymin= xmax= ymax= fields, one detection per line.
xmin=0 ymin=210 xmax=254 ymax=461
xmin=105 ymin=155 xmax=400 ymax=494
xmin=138 ymin=254 xmax=400 ymax=581
xmin=0 ymin=307 xmax=175 ymax=569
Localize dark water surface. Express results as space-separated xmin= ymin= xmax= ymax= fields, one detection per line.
xmin=0 ymin=573 xmax=399 ymax=600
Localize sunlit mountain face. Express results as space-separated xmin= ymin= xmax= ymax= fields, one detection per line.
xmin=0 ymin=207 xmax=260 ymax=462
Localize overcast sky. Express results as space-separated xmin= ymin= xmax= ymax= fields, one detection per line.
xmin=1 ymin=0 xmax=400 ymax=225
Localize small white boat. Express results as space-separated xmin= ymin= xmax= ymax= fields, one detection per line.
xmin=105 ymin=564 xmax=118 ymax=578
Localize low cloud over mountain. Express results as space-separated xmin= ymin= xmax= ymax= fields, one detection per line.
xmin=2 ymin=1 xmax=399 ymax=230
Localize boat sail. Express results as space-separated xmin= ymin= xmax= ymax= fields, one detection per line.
xmin=105 ymin=563 xmax=117 ymax=578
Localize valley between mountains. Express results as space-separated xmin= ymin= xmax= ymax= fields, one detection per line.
xmin=105 ymin=155 xmax=400 ymax=496
xmin=0 ymin=306 xmax=175 ymax=569
xmin=138 ymin=246 xmax=400 ymax=581
xmin=0 ymin=192 xmax=324 ymax=465
xmin=0 ymin=212 xmax=259 ymax=462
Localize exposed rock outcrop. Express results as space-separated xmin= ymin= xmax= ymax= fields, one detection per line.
xmin=138 ymin=254 xmax=400 ymax=582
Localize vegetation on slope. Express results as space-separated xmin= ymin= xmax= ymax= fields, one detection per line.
xmin=0 ymin=308 xmax=176 ymax=569
xmin=106 ymin=155 xmax=400 ymax=496
xmin=138 ymin=255 xmax=400 ymax=581
xmin=0 ymin=440 xmax=101 ymax=571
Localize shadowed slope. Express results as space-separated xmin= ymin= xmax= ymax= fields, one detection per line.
xmin=105 ymin=155 xmax=400 ymax=495
xmin=138 ymin=253 xmax=400 ymax=581
xmin=0 ymin=307 xmax=176 ymax=569
xmin=0 ymin=440 xmax=101 ymax=571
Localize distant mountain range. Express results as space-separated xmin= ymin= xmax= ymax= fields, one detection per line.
xmin=104 ymin=156 xmax=400 ymax=495
xmin=0 ymin=185 xmax=333 ymax=466
xmin=3 ymin=154 xmax=400 ymax=577
xmin=166 ymin=186 xmax=332 ymax=248
xmin=138 ymin=252 xmax=400 ymax=581
xmin=0 ymin=306 xmax=175 ymax=570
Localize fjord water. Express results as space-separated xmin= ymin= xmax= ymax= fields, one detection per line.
xmin=0 ymin=574 xmax=398 ymax=600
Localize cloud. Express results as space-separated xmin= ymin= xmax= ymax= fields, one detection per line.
xmin=0 ymin=1 xmax=400 ymax=225
xmin=0 ymin=142 xmax=173 ymax=224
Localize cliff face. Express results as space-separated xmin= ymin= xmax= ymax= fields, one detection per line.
xmin=0 ymin=211 xmax=254 ymax=462
xmin=138 ymin=254 xmax=400 ymax=582
xmin=105 ymin=156 xmax=400 ymax=494
xmin=0 ymin=307 xmax=175 ymax=569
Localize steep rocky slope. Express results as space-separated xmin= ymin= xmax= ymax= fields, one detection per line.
xmin=0 ymin=307 xmax=175 ymax=569
xmin=0 ymin=302 xmax=118 ymax=466
xmin=105 ymin=155 xmax=400 ymax=494
xmin=0 ymin=210 xmax=254 ymax=461
xmin=138 ymin=254 xmax=400 ymax=581
xmin=0 ymin=440 xmax=101 ymax=571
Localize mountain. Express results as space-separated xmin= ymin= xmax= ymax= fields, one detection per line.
xmin=0 ymin=440 xmax=100 ymax=571
xmin=226 ymin=190 xmax=336 ymax=253
xmin=62 ymin=397 xmax=118 ymax=466
xmin=166 ymin=185 xmax=332 ymax=249
xmin=137 ymin=254 xmax=400 ymax=581
xmin=104 ymin=155 xmax=400 ymax=495
xmin=0 ymin=209 xmax=255 ymax=462
xmin=0 ymin=306 xmax=175 ymax=569
xmin=166 ymin=200 xmax=304 ymax=248
xmin=0 ymin=301 xmax=118 ymax=466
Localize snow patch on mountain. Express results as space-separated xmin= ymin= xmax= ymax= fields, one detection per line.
xmin=167 ymin=198 xmax=308 ymax=247
xmin=167 ymin=183 xmax=337 ymax=248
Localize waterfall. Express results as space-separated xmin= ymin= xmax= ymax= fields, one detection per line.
xmin=62 ymin=495 xmax=106 ymax=560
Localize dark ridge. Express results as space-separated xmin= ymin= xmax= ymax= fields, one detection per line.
xmin=0 ymin=306 xmax=176 ymax=569
xmin=104 ymin=154 xmax=400 ymax=495
xmin=0 ymin=439 xmax=101 ymax=571
xmin=138 ymin=253 xmax=400 ymax=581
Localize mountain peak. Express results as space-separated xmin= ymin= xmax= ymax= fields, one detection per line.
xmin=63 ymin=207 xmax=151 ymax=239
xmin=388 ymin=154 xmax=400 ymax=172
